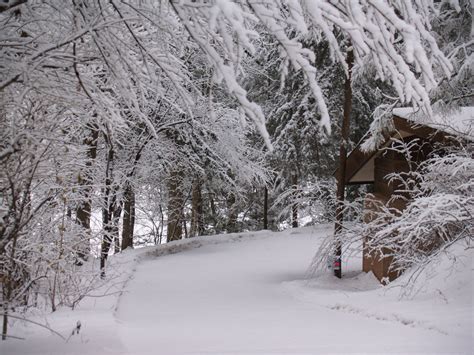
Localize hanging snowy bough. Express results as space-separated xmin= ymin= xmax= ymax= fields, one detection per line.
xmin=170 ymin=0 xmax=453 ymax=149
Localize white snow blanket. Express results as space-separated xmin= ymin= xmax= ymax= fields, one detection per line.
xmin=1 ymin=225 xmax=472 ymax=354
xmin=393 ymin=106 xmax=474 ymax=140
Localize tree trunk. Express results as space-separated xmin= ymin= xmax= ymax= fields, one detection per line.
xmin=292 ymin=172 xmax=298 ymax=228
xmin=114 ymin=234 xmax=120 ymax=254
xmin=112 ymin=205 xmax=122 ymax=254
xmin=121 ymin=184 xmax=135 ymax=250
xmin=75 ymin=123 xmax=99 ymax=263
xmin=226 ymin=193 xmax=237 ymax=233
xmin=100 ymin=140 xmax=121 ymax=277
xmin=190 ymin=178 xmax=204 ymax=237
xmin=167 ymin=168 xmax=184 ymax=242
xmin=209 ymin=191 xmax=220 ymax=234
xmin=120 ymin=135 xmax=150 ymax=250
xmin=334 ymin=49 xmax=354 ymax=279
xmin=2 ymin=230 xmax=19 ymax=340
xmin=263 ymin=186 xmax=268 ymax=229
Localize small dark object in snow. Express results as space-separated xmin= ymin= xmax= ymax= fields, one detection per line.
xmin=71 ymin=321 xmax=81 ymax=336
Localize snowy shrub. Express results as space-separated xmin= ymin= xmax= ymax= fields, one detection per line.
xmin=273 ymin=177 xmax=337 ymax=228
xmin=374 ymin=144 xmax=473 ymax=272
xmin=309 ymin=143 xmax=473 ymax=288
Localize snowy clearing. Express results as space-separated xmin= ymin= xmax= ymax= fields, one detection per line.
xmin=1 ymin=225 xmax=472 ymax=354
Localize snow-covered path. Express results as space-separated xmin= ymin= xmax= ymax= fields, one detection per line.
xmin=115 ymin=226 xmax=472 ymax=354
xmin=1 ymin=225 xmax=471 ymax=354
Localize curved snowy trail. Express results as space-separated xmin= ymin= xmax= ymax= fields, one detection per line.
xmin=115 ymin=227 xmax=470 ymax=354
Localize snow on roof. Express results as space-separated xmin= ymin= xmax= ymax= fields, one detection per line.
xmin=392 ymin=106 xmax=474 ymax=140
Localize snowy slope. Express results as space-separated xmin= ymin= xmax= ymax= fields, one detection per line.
xmin=1 ymin=225 xmax=472 ymax=354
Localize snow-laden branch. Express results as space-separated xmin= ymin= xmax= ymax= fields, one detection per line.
xmin=170 ymin=0 xmax=453 ymax=143
xmin=309 ymin=143 xmax=473 ymax=293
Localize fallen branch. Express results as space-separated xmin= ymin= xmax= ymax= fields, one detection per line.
xmin=0 ymin=314 xmax=66 ymax=340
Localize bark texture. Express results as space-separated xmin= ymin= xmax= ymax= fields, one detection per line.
xmin=121 ymin=184 xmax=135 ymax=250
xmin=190 ymin=178 xmax=204 ymax=237
xmin=334 ymin=49 xmax=354 ymax=278
xmin=167 ymin=168 xmax=184 ymax=242
xmin=292 ymin=172 xmax=298 ymax=228
xmin=75 ymin=124 xmax=99 ymax=262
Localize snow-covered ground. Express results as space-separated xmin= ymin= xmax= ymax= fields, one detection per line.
xmin=1 ymin=225 xmax=472 ymax=354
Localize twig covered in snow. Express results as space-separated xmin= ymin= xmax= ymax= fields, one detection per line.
xmin=309 ymin=142 xmax=473 ymax=294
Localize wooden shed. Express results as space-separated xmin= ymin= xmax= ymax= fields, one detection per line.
xmin=341 ymin=107 xmax=473 ymax=283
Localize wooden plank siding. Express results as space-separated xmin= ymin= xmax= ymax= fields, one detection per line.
xmin=337 ymin=115 xmax=452 ymax=185
xmin=334 ymin=114 xmax=462 ymax=283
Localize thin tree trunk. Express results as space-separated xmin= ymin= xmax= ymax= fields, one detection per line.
xmin=100 ymin=140 xmax=121 ymax=277
xmin=75 ymin=123 xmax=99 ymax=263
xmin=120 ymin=135 xmax=150 ymax=250
xmin=157 ymin=204 xmax=163 ymax=245
xmin=167 ymin=168 xmax=184 ymax=242
xmin=263 ymin=186 xmax=268 ymax=230
xmin=190 ymin=178 xmax=203 ymax=237
xmin=292 ymin=172 xmax=298 ymax=228
xmin=2 ymin=230 xmax=19 ymax=340
xmin=334 ymin=49 xmax=354 ymax=279
xmin=114 ymin=234 xmax=120 ymax=254
xmin=183 ymin=219 xmax=188 ymax=239
xmin=1 ymin=305 xmax=6 ymax=341
xmin=226 ymin=193 xmax=237 ymax=233
xmin=121 ymin=184 xmax=135 ymax=250
xmin=112 ymin=205 xmax=122 ymax=254
xmin=51 ymin=206 xmax=66 ymax=313
xmin=209 ymin=191 xmax=220 ymax=234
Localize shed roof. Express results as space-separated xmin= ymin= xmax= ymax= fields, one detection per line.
xmin=393 ymin=107 xmax=474 ymax=141
xmin=341 ymin=107 xmax=474 ymax=185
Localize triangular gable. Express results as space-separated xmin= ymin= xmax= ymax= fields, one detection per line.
xmin=340 ymin=107 xmax=473 ymax=185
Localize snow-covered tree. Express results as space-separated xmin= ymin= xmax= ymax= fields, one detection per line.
xmin=431 ymin=0 xmax=473 ymax=108
xmin=0 ymin=0 xmax=462 ymax=338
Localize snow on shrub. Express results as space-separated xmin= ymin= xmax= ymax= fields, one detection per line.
xmin=309 ymin=142 xmax=473 ymax=293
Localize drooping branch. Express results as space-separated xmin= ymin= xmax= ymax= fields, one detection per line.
xmin=0 ymin=0 xmax=27 ymax=14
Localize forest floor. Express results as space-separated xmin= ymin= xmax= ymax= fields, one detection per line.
xmin=1 ymin=224 xmax=472 ymax=354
